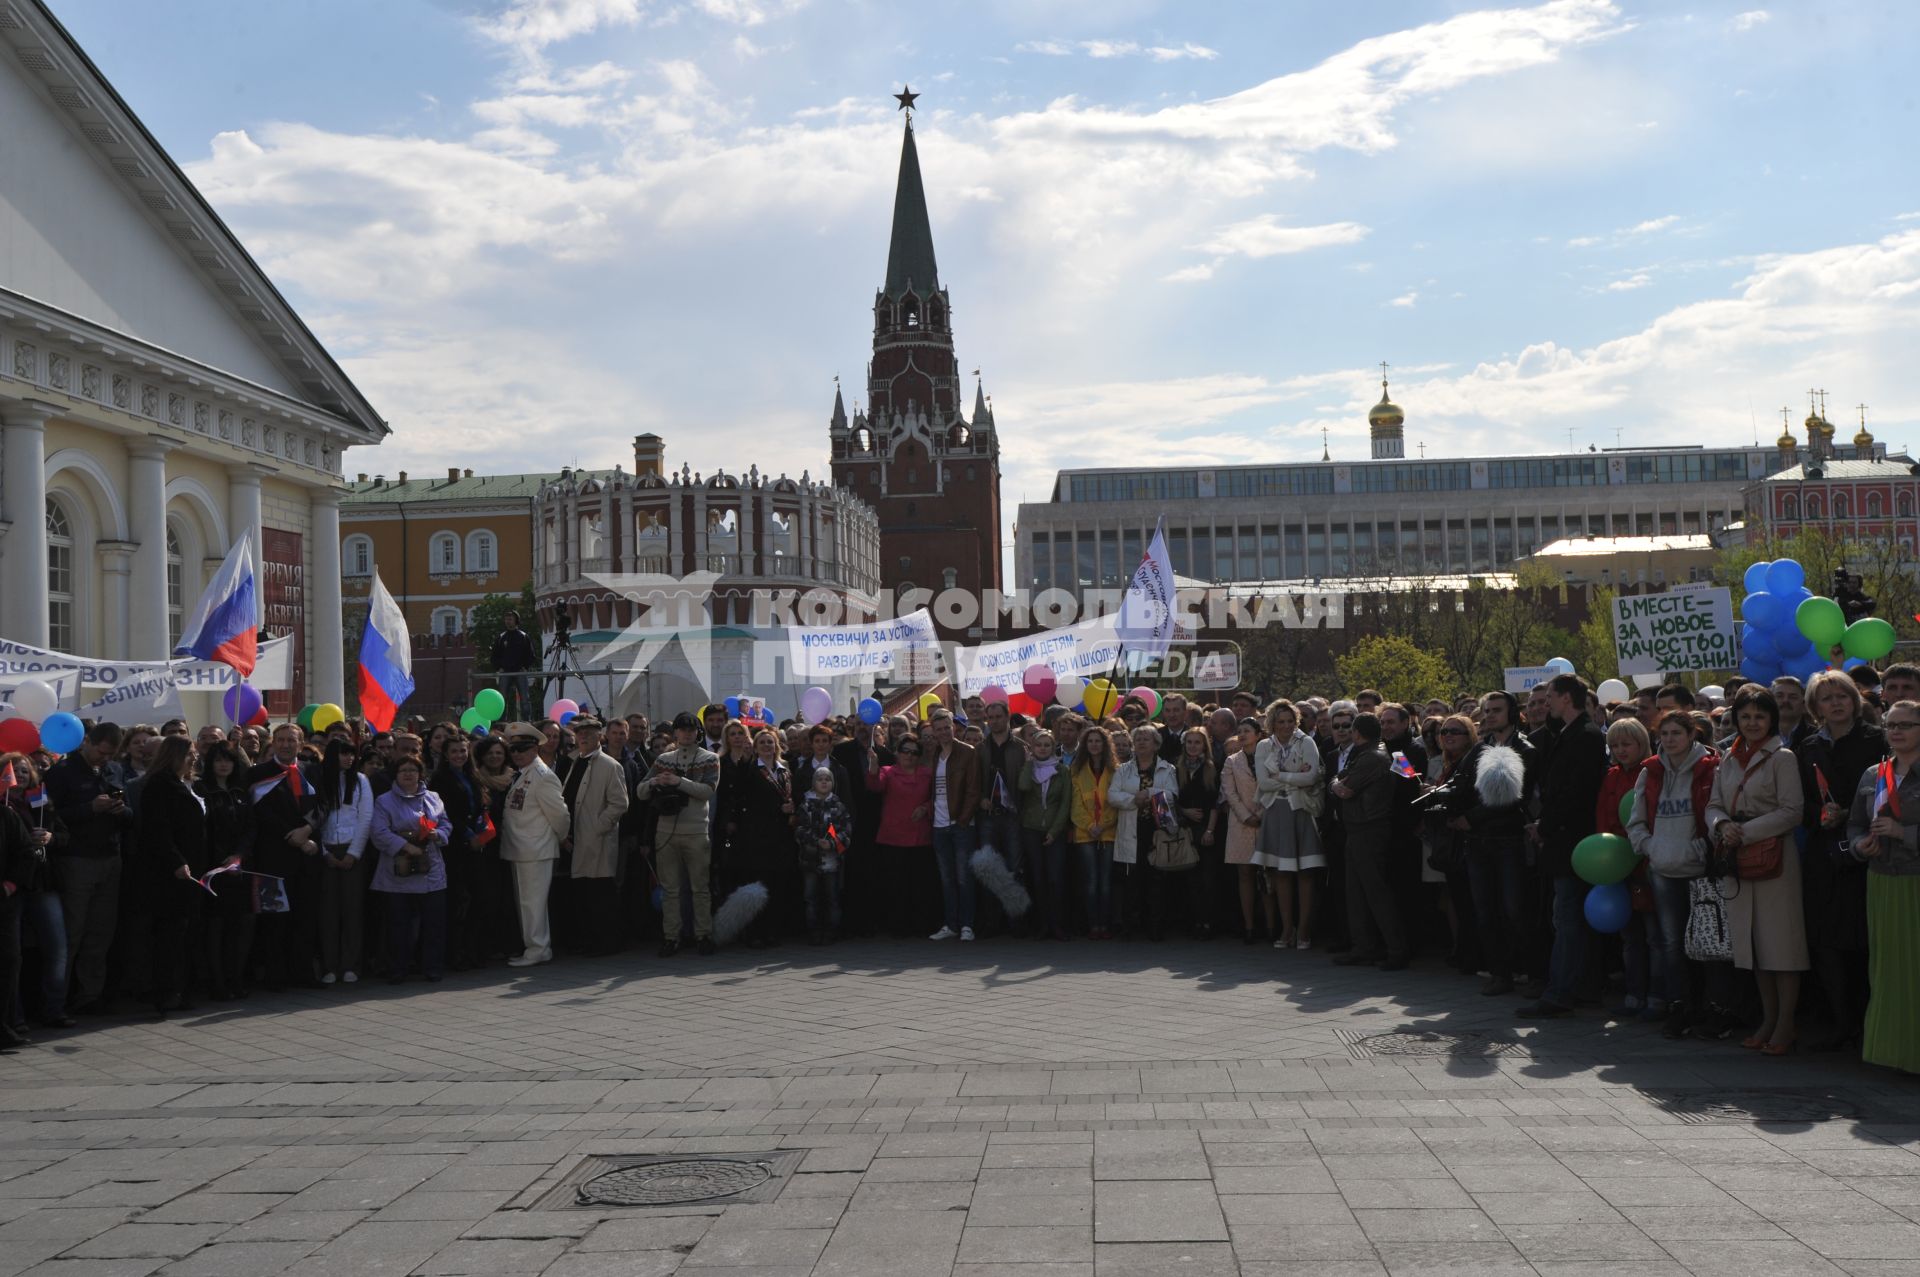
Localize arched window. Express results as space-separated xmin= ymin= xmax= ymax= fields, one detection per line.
xmin=166 ymin=523 xmax=184 ymax=650
xmin=429 ymin=531 xmax=459 ymax=573
xmin=466 ymin=530 xmax=497 ymax=575
xmin=46 ymin=497 xmax=74 ymax=652
xmin=1867 ymin=492 xmax=1884 ymax=518
xmin=1781 ymin=495 xmax=1799 ymax=521
xmin=1833 ymin=493 xmax=1849 ymax=518
xmin=431 ymin=606 xmax=462 ymax=637
xmin=342 ymin=534 xmax=373 ymax=577
xmin=1900 ymin=491 xmax=1915 ymax=518
xmin=1806 ymin=493 xmax=1823 ymax=518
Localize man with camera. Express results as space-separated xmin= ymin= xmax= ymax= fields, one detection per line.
xmin=500 ymin=722 xmax=571 ymax=967
xmin=640 ymin=712 xmax=720 ymax=956
xmin=46 ymin=722 xmax=135 ymax=1014
xmin=490 ymin=610 xmax=540 ymax=722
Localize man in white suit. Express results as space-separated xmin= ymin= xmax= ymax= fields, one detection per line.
xmin=500 ymin=722 xmax=571 ymax=967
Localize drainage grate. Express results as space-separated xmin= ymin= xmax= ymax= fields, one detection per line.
xmin=522 ymin=1150 xmax=802 ymax=1211
xmin=577 ymin=1159 xmax=772 ymax=1206
xmin=1645 ymin=1089 xmax=1862 ymax=1125
xmin=1337 ymin=1028 xmax=1529 ymax=1060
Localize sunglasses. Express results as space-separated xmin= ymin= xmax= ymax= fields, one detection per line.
xmin=508 ymin=741 xmax=539 ymax=752
xmin=1886 ymin=721 xmax=1920 ymax=731
xmin=897 ymin=747 xmax=921 ymax=755
xmin=1439 ymin=728 xmax=1469 ymax=737
xmin=1332 ymin=720 xmax=1354 ymax=729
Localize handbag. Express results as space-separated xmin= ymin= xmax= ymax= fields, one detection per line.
xmin=1149 ymin=825 xmax=1200 ymax=871
xmin=1721 ymin=756 xmax=1784 ymax=881
xmin=1684 ymin=876 xmax=1733 ymax=962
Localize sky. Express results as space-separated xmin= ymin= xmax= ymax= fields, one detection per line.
xmin=48 ymin=0 xmax=1920 ymax=550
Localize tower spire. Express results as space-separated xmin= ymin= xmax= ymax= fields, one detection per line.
xmin=830 ymin=376 xmax=848 ymax=432
xmin=883 ymin=88 xmax=939 ymax=300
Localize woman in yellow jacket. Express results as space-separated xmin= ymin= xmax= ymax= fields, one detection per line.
xmin=1070 ymin=725 xmax=1119 ymax=938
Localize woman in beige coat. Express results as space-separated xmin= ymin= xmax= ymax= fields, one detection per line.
xmin=1220 ymin=718 xmax=1270 ymax=943
xmin=1705 ymin=685 xmax=1807 ymax=1055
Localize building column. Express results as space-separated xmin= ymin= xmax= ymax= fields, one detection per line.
xmin=227 ymin=463 xmax=267 ymax=625
xmin=310 ymin=490 xmax=345 ymax=707
xmin=126 ymin=439 xmax=175 ymax=662
xmin=0 ymin=399 xmax=56 ymax=649
xmin=96 ymin=541 xmax=137 ymax=661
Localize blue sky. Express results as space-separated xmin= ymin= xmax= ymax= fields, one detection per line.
xmin=50 ymin=0 xmax=1920 ymax=531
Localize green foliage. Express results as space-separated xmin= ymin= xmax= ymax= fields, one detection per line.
xmin=1570 ymin=586 xmax=1620 ymax=685
xmin=470 ymin=583 xmax=539 ymax=673
xmin=1333 ymin=634 xmax=1457 ymax=704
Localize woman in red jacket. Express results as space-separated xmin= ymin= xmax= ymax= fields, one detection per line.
xmin=1596 ymin=717 xmax=1657 ymax=1016
xmin=865 ymin=734 xmax=935 ymax=936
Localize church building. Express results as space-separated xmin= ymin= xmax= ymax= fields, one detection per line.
xmin=829 ymin=89 xmax=1003 ymax=640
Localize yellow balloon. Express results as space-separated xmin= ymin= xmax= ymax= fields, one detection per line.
xmin=917 ymin=692 xmax=943 ymax=721
xmin=1083 ymin=678 xmax=1118 ymax=720
xmin=312 ymin=702 xmax=345 ymax=732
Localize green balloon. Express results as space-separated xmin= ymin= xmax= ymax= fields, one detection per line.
xmin=1572 ymin=832 xmax=1636 ymax=886
xmin=296 ymin=703 xmax=320 ymax=731
xmin=1618 ymin=791 xmax=1635 ymax=829
xmin=474 ymin=687 xmax=506 ymax=722
xmin=459 ymin=707 xmax=488 ymax=733
xmin=1843 ymin=617 xmax=1897 ymax=662
xmin=1796 ymin=596 xmax=1847 ymax=649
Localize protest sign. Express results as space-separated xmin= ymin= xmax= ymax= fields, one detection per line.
xmin=1504 ymin=665 xmax=1555 ymax=693
xmin=1612 ymin=587 xmax=1736 ymax=675
xmin=953 ymin=613 xmax=1124 ymax=697
xmin=787 ymin=608 xmax=937 ymax=678
xmin=76 ymin=668 xmax=186 ymax=727
xmin=0 ymin=634 xmax=292 ymax=690
xmin=0 ymin=669 xmax=82 ymax=710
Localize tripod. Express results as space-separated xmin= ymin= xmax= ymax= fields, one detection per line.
xmin=543 ymin=636 xmax=594 ymax=711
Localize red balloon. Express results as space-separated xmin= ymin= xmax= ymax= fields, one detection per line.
xmin=1008 ymin=692 xmax=1042 ymax=717
xmin=0 ymin=717 xmax=42 ymax=753
xmin=247 ymin=706 xmax=270 ymax=727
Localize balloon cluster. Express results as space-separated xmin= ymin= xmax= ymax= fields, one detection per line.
xmin=0 ymin=677 xmax=84 ymax=754
xmin=1740 ymin=558 xmax=1896 ymax=685
xmin=458 ymin=687 xmax=508 ymax=734
xmin=1571 ymin=832 xmax=1635 ymax=934
xmin=295 ymin=702 xmax=347 ymax=733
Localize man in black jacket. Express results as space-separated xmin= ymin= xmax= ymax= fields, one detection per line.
xmin=247 ymin=723 xmax=321 ymax=989
xmin=45 ymin=722 xmax=132 ymax=1014
xmin=1331 ymin=714 xmax=1408 ymax=969
xmin=490 ymin=611 xmax=538 ymax=720
xmin=1518 ymin=674 xmax=1608 ymax=1017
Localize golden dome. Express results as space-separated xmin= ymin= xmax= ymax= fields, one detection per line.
xmin=1368 ymin=385 xmax=1404 ymax=434
xmin=1855 ymin=425 xmax=1874 ymax=449
xmin=1777 ymin=427 xmax=1797 ymax=450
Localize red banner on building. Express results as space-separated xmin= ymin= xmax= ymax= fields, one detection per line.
xmin=261 ymin=529 xmax=305 ymax=713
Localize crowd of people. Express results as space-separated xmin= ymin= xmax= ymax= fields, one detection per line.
xmin=1 ymin=668 xmax=1915 ymax=1078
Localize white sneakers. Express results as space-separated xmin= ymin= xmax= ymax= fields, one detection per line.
xmin=929 ymin=926 xmax=957 ymax=941
xmin=320 ymin=973 xmax=336 ymax=986
xmin=507 ymin=952 xmax=551 ymax=968
xmin=342 ymin=971 xmax=358 ymax=984
xmin=960 ymin=927 xmax=975 ymax=942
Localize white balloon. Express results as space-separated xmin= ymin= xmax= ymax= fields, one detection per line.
xmin=1544 ymin=657 xmax=1575 ymax=676
xmin=1595 ymin=678 xmax=1631 ymax=705
xmin=1698 ymin=684 xmax=1725 ymax=703
xmin=1054 ymin=675 xmax=1086 ymax=710
xmin=10 ymin=678 xmax=57 ymax=721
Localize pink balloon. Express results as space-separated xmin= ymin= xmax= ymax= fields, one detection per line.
xmin=1130 ymin=686 xmax=1161 ymax=718
xmin=549 ymin=697 xmax=579 ymax=721
xmin=980 ymin=685 xmax=1009 ymax=705
xmin=1021 ymin=664 xmax=1058 ymax=703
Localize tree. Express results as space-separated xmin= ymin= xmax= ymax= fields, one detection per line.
xmin=1333 ymin=634 xmax=1457 ymax=704
xmin=470 ymin=583 xmax=540 ymax=674
xmin=1569 ymin=586 xmax=1619 ymax=685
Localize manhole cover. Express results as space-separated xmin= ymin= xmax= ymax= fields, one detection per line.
xmin=1342 ymin=1028 xmax=1527 ymax=1059
xmin=577 ymin=1158 xmax=772 ymax=1206
xmin=1649 ymin=1089 xmax=1861 ymax=1125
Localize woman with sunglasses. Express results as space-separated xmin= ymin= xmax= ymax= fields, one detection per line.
xmin=1845 ymin=699 xmax=1920 ymax=1074
xmin=866 ymin=731 xmax=934 ymax=936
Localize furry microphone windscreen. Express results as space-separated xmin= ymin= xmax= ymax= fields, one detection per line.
xmin=1475 ymin=745 xmax=1526 ymax=809
xmin=969 ymin=846 xmax=1031 ymax=918
xmin=713 ymin=881 xmax=770 ymax=945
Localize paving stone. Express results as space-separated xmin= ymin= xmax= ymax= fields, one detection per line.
xmin=1092 ymin=1241 xmax=1239 ymax=1275
xmin=955 ymin=1225 xmax=1090 ymax=1263
xmin=152 ymin=1241 xmax=318 ymax=1276
xmin=1093 ymin=1182 xmax=1226 ymax=1243
xmin=413 ymin=1238 xmax=572 ymax=1274
xmin=1092 ymin=1132 xmax=1209 ymax=1181
xmin=813 ymin=1210 xmax=964 ymax=1276
xmin=683 ymin=1225 xmax=830 ymax=1268
xmin=67 ymin=1226 xmax=229 ymax=1260
xmin=540 ymin=1254 xmax=688 ymax=1277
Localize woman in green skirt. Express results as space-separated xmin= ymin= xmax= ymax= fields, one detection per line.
xmin=1845 ymin=699 xmax=1920 ymax=1074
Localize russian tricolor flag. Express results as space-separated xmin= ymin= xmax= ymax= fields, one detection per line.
xmin=357 ymin=571 xmax=414 ymax=732
xmin=172 ymin=537 xmax=257 ymax=674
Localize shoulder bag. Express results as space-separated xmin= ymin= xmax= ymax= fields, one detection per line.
xmin=1684 ymin=875 xmax=1733 ymax=962
xmin=1717 ymin=754 xmax=1784 ymax=881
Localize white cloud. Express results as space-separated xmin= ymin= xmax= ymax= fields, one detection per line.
xmin=1017 ymin=39 xmax=1219 ymax=60
xmin=1163 ymin=262 xmax=1216 ymax=283
xmin=1627 ymin=214 xmax=1679 ymax=234
xmin=1570 ymin=212 xmax=1681 ymax=247
xmin=1603 ymin=272 xmax=1652 ymax=291
xmin=1388 ymin=290 xmax=1419 ymax=307
xmin=1729 ymin=10 xmax=1770 ymax=32
xmin=479 ymin=0 xmax=647 ymax=52
xmin=1194 ymin=214 xmax=1370 ymax=259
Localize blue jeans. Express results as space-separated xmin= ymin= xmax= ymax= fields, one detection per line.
xmin=931 ymin=824 xmax=977 ymax=931
xmin=21 ymin=888 xmax=69 ymax=1022
xmin=1650 ymin=873 xmax=1693 ymax=1007
xmin=803 ymin=868 xmax=843 ymax=932
xmin=1076 ymin=841 xmax=1113 ymax=931
xmin=1543 ymin=873 xmax=1587 ymax=1008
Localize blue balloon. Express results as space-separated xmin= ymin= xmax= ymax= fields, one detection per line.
xmin=724 ymin=695 xmax=741 ymax=717
xmin=857 ymin=696 xmax=884 ymax=725
xmin=1767 ymin=559 xmax=1806 ymax=595
xmin=1739 ymin=655 xmax=1778 ymax=684
xmin=1789 ymin=651 xmax=1829 ymax=683
xmin=1844 ymin=657 xmax=1868 ymax=671
xmin=1772 ymin=625 xmax=1813 ymax=659
xmin=40 ymin=710 xmax=84 ymax=754
xmin=1743 ymin=561 xmax=1772 ymax=594
xmin=1742 ymin=591 xmax=1785 ymax=632
xmin=1584 ymin=882 xmax=1632 ymax=934
xmin=1741 ymin=625 xmax=1777 ymax=663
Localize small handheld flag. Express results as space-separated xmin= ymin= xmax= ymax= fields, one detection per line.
xmin=1390 ymin=751 xmax=1418 ymax=779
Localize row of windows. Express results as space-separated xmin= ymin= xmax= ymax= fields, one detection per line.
xmin=342 ymin=531 xmax=497 ymax=578
xmin=1028 ymin=508 xmax=1733 ymax=587
xmin=1063 ymin=451 xmax=1764 ymax=502
xmin=1779 ymin=491 xmax=1910 ymax=519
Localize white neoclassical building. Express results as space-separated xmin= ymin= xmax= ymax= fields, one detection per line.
xmin=0 ymin=0 xmax=384 ymax=708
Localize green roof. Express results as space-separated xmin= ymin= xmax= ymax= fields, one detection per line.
xmin=341 ymin=471 xmax=585 ymax=505
xmin=883 ymin=121 xmax=940 ymax=299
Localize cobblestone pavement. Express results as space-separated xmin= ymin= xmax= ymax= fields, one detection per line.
xmin=4 ymin=939 xmax=1920 ymax=1276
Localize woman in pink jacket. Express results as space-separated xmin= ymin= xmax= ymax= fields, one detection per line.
xmin=866 ymin=734 xmax=935 ymax=936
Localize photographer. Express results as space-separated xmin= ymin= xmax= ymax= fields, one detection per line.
xmin=46 ymin=721 xmax=133 ymax=1015
xmin=638 ymin=712 xmax=720 ymax=956
xmin=489 ymin=609 xmax=539 ymax=721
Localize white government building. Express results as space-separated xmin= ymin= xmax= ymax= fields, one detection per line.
xmin=0 ymin=0 xmax=384 ymax=708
